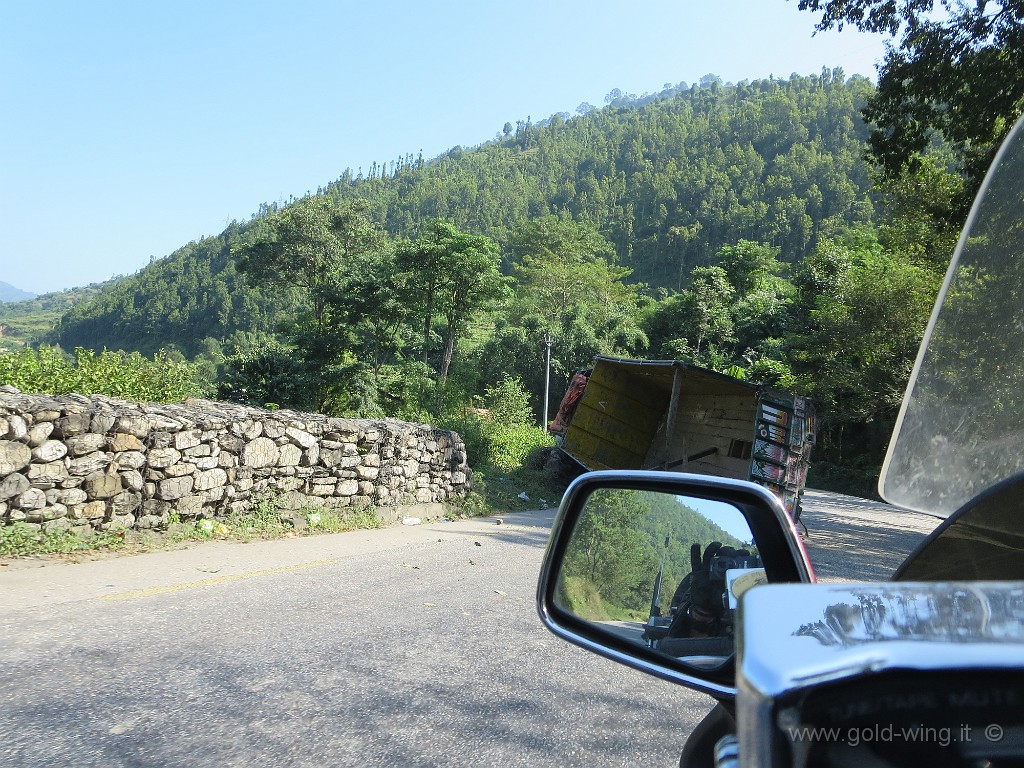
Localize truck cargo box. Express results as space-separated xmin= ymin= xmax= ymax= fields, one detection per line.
xmin=550 ymin=356 xmax=815 ymax=518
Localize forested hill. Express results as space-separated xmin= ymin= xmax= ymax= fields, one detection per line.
xmin=51 ymin=71 xmax=875 ymax=358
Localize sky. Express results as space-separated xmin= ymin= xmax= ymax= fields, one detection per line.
xmin=1 ymin=1 xmax=888 ymax=296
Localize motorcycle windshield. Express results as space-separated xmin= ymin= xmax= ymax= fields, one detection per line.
xmin=880 ymin=114 xmax=1024 ymax=517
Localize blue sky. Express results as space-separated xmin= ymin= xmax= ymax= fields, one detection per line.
xmin=1 ymin=1 xmax=886 ymax=295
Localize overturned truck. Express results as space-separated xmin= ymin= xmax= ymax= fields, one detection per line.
xmin=549 ymin=356 xmax=816 ymax=519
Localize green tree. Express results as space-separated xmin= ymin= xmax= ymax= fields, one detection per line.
xmin=875 ymin=154 xmax=966 ymax=271
xmin=476 ymin=217 xmax=647 ymax=414
xmin=796 ymin=0 xmax=1024 ymax=200
xmin=646 ymin=266 xmax=736 ymax=365
xmin=396 ymin=220 xmax=511 ymax=401
xmin=234 ymin=197 xmax=386 ymax=335
xmin=788 ymin=235 xmax=939 ymax=464
xmin=231 ymin=197 xmax=394 ymax=412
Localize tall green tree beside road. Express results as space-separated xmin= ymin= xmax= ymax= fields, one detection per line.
xmin=234 ymin=198 xmax=386 ymax=335
xmin=231 ymin=198 xmax=392 ymax=411
xmin=473 ymin=217 xmax=647 ymax=415
xmin=396 ymin=220 xmax=511 ymax=402
xmin=644 ymin=266 xmax=736 ymax=366
xmin=509 ymin=216 xmax=646 ymax=353
xmin=787 ymin=234 xmax=939 ymax=470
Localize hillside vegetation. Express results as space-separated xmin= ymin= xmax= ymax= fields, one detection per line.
xmin=51 ymin=72 xmax=876 ymax=356
xmin=27 ymin=71 xmax=956 ymax=495
xmin=0 ymin=280 xmax=119 ymax=353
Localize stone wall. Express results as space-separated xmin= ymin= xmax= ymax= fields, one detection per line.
xmin=0 ymin=388 xmax=471 ymax=534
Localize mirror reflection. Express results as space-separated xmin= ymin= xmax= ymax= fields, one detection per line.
xmin=554 ymin=488 xmax=762 ymax=666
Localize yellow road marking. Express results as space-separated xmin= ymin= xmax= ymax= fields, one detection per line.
xmin=99 ymin=558 xmax=338 ymax=601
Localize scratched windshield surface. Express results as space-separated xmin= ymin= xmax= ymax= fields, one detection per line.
xmin=880 ymin=115 xmax=1024 ymax=516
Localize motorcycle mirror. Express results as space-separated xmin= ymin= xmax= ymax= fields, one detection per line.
xmin=537 ymin=470 xmax=814 ymax=698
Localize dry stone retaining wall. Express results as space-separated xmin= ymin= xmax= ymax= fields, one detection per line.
xmin=0 ymin=388 xmax=471 ymax=534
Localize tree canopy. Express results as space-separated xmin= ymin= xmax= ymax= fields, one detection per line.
xmin=797 ymin=0 xmax=1024 ymax=202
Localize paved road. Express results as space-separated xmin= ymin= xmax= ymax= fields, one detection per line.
xmin=0 ymin=490 xmax=937 ymax=767
xmin=798 ymin=488 xmax=939 ymax=581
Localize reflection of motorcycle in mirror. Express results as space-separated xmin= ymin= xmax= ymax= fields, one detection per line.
xmin=643 ymin=542 xmax=763 ymax=658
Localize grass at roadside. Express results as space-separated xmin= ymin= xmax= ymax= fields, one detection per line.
xmin=0 ymin=497 xmax=390 ymax=560
xmin=0 ymin=523 xmax=129 ymax=558
xmin=461 ymin=445 xmax=576 ymax=517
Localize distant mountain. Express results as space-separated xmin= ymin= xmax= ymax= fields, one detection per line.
xmin=0 ymin=282 xmax=36 ymax=302
xmin=0 ymin=279 xmax=121 ymax=351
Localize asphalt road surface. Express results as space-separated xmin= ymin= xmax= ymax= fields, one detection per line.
xmin=0 ymin=489 xmax=937 ymax=767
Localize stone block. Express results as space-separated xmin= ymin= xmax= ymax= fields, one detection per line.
xmin=114 ymin=450 xmax=146 ymax=469
xmin=310 ymin=480 xmax=337 ymax=496
xmin=56 ymin=488 xmax=88 ymax=506
xmin=0 ymin=441 xmax=31 ymax=475
xmin=158 ymin=475 xmax=194 ymax=500
xmin=66 ymin=433 xmax=108 ymax=456
xmin=85 ymin=471 xmax=123 ymax=499
xmin=27 ymin=461 xmax=69 ymax=487
xmin=54 ymin=412 xmax=90 ymax=438
xmin=195 ymin=468 xmax=227 ymax=491
xmin=90 ymin=412 xmax=117 ymax=434
xmin=241 ymin=437 xmax=279 ymax=468
xmin=15 ymin=487 xmax=47 ymax=510
xmin=108 ymin=433 xmax=144 ymax=452
xmin=174 ymin=430 xmax=202 ymax=450
xmin=336 ymin=479 xmax=359 ymax=496
xmin=110 ymin=491 xmax=141 ymax=516
xmin=0 ymin=472 xmax=31 ymax=501
xmin=113 ymin=414 xmax=152 ymax=438
xmin=32 ymin=440 xmax=68 ymax=462
xmin=277 ymin=444 xmax=302 ymax=467
xmin=27 ymin=422 xmax=54 ymax=447
xmin=120 ymin=470 xmax=144 ymax=492
xmin=356 ymin=465 xmax=380 ymax=480
xmin=68 ymin=453 xmax=112 ymax=476
xmin=263 ymin=420 xmax=285 ymax=439
xmin=285 ymin=426 xmax=317 ymax=449
xmin=175 ymin=495 xmax=204 ymax=517
xmin=199 ymin=486 xmax=225 ymax=504
xmin=147 ymin=447 xmax=181 ymax=469
xmin=164 ymin=462 xmax=197 ymax=478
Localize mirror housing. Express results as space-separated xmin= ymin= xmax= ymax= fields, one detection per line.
xmin=537 ymin=470 xmax=815 ymax=698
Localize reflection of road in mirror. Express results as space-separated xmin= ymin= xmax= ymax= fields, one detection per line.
xmin=555 ymin=487 xmax=759 ymax=667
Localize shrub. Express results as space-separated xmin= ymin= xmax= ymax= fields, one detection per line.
xmin=0 ymin=345 xmax=206 ymax=402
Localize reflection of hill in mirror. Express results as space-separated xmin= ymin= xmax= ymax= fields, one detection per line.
xmin=557 ymin=489 xmax=750 ymax=624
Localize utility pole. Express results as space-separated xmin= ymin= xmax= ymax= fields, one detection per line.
xmin=542 ymin=332 xmax=556 ymax=432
